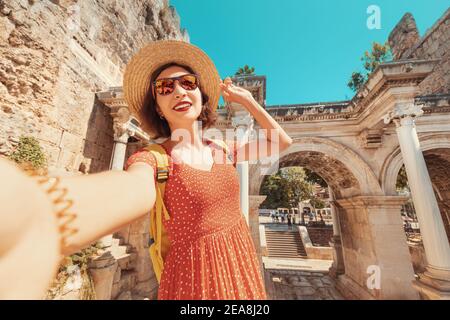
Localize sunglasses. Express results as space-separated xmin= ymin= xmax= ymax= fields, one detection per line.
xmin=153 ymin=74 xmax=199 ymax=96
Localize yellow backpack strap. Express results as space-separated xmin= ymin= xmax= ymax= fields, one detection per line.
xmin=143 ymin=143 xmax=171 ymax=283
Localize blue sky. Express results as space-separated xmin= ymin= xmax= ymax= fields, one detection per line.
xmin=170 ymin=0 xmax=448 ymax=106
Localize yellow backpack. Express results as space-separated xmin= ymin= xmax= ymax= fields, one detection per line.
xmin=144 ymin=139 xmax=232 ymax=283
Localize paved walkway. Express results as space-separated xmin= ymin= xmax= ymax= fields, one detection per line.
xmin=263 ymin=257 xmax=343 ymax=300
xmin=260 ymin=214 xmax=344 ymax=300
xmin=264 ymin=267 xmax=344 ymax=300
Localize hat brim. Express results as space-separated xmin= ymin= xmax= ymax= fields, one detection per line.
xmin=123 ymin=40 xmax=221 ymax=135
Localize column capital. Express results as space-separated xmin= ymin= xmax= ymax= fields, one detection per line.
xmin=231 ymin=111 xmax=254 ymax=128
xmin=231 ymin=111 xmax=255 ymax=145
xmin=383 ymin=102 xmax=424 ymax=126
xmin=110 ymin=106 xmax=131 ymax=141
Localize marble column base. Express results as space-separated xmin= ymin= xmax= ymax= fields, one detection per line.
xmin=413 ymin=266 xmax=450 ymax=300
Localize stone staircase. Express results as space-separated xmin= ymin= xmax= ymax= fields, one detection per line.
xmin=109 ymin=235 xmax=140 ymax=299
xmin=265 ymin=228 xmax=307 ymax=259
xmin=110 ymin=236 xmax=138 ymax=271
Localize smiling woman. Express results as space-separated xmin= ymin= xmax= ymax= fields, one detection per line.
xmin=142 ymin=62 xmax=217 ymax=140
xmin=122 ymin=40 xmax=280 ymax=299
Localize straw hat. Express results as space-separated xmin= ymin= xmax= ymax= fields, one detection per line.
xmin=123 ymin=40 xmax=221 ymax=135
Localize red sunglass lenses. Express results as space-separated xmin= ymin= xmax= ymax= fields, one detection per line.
xmin=179 ymin=75 xmax=198 ymax=90
xmin=154 ymin=75 xmax=198 ymax=95
xmin=155 ymin=79 xmax=174 ymax=95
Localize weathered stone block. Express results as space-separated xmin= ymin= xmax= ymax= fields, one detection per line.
xmin=59 ymin=130 xmax=82 ymax=153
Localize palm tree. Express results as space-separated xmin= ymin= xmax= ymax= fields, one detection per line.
xmin=235 ymin=65 xmax=255 ymax=76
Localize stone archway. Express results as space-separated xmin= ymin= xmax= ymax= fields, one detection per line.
xmin=423 ymin=148 xmax=450 ymax=243
xmin=381 ymin=133 xmax=450 ymax=243
xmin=381 ymin=133 xmax=450 ymax=195
xmin=251 ymin=137 xmax=418 ymax=299
xmin=250 ymin=137 xmax=382 ymax=198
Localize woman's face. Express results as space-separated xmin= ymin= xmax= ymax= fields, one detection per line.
xmin=153 ymin=65 xmax=203 ymax=127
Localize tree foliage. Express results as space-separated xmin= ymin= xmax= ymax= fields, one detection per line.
xmin=260 ymin=167 xmax=314 ymax=209
xmin=347 ymin=42 xmax=392 ymax=92
xmin=309 ymin=196 xmax=326 ymax=210
xmin=396 ymin=164 xmax=410 ymax=192
xmin=235 ymin=65 xmax=255 ymax=76
xmin=347 ymin=71 xmax=366 ymax=92
xmin=304 ymin=168 xmax=328 ymax=188
xmin=362 ymin=42 xmax=392 ymax=73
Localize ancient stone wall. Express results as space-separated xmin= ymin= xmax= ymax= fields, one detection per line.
xmin=336 ymin=206 xmax=378 ymax=298
xmin=0 ymin=0 xmax=187 ymax=173
xmin=388 ymin=13 xmax=420 ymax=60
xmin=306 ymin=227 xmax=333 ymax=247
xmin=1 ymin=0 xmax=187 ymax=300
xmin=411 ymin=9 xmax=449 ymax=95
xmin=388 ymin=9 xmax=449 ymax=95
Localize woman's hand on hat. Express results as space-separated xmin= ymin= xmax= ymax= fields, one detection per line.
xmin=220 ymin=77 xmax=254 ymax=107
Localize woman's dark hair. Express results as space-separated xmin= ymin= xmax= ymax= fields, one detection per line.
xmin=142 ymin=62 xmax=217 ymax=139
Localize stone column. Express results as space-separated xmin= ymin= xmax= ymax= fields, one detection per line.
xmin=384 ymin=102 xmax=450 ymax=299
xmin=88 ymin=251 xmax=118 ymax=300
xmin=329 ymin=188 xmax=341 ymax=236
xmin=110 ymin=132 xmax=129 ymax=170
xmin=95 ymin=106 xmax=132 ymax=250
xmin=109 ymin=106 xmax=131 ymax=171
xmin=249 ymin=195 xmax=267 ymax=281
xmin=231 ymin=110 xmax=254 ymax=224
xmin=328 ymin=187 xmax=345 ymax=278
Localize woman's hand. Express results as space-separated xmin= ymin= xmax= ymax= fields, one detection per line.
xmin=219 ymin=77 xmax=255 ymax=107
xmin=0 ymin=157 xmax=61 ymax=299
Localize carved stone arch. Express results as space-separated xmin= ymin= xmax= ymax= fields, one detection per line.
xmin=381 ymin=133 xmax=450 ymax=195
xmin=250 ymin=137 xmax=382 ymax=199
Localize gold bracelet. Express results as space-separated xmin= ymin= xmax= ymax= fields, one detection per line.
xmin=24 ymin=167 xmax=79 ymax=251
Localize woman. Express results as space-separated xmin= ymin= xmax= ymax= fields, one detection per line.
xmin=0 ymin=40 xmax=292 ymax=299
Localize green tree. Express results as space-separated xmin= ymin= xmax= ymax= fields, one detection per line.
xmin=260 ymin=167 xmax=313 ymax=209
xmin=347 ymin=71 xmax=366 ymax=92
xmin=347 ymin=42 xmax=392 ymax=92
xmin=362 ymin=42 xmax=392 ymax=73
xmin=304 ymin=168 xmax=328 ymax=188
xmin=309 ymin=196 xmax=325 ymax=210
xmin=235 ymin=65 xmax=255 ymax=76
xmin=396 ymin=164 xmax=409 ymax=192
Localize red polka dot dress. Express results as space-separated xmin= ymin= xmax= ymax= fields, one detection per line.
xmin=125 ymin=139 xmax=267 ymax=300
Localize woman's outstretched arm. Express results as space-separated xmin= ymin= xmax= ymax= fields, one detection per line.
xmin=0 ymin=157 xmax=156 ymax=257
xmin=58 ymin=163 xmax=156 ymax=256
